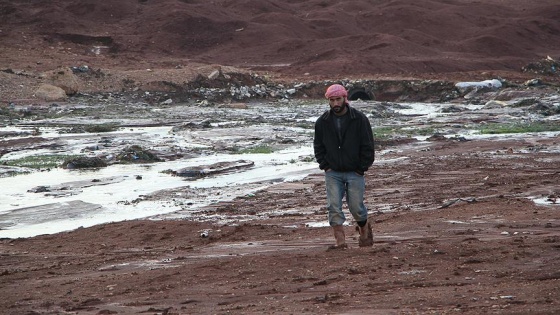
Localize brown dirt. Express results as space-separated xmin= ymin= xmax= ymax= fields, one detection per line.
xmin=2 ymin=136 xmax=560 ymax=314
xmin=1 ymin=1 xmax=560 ymax=314
xmin=1 ymin=0 xmax=560 ymax=101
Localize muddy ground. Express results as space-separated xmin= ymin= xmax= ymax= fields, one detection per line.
xmin=1 ymin=94 xmax=560 ymax=314
xmin=1 ymin=136 xmax=560 ymax=315
xmin=2 ymin=0 xmax=560 ymax=314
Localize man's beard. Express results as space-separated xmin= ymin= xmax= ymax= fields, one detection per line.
xmin=332 ymin=103 xmax=346 ymax=113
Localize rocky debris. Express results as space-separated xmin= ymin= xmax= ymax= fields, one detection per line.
xmin=42 ymin=67 xmax=80 ymax=96
xmin=219 ymin=102 xmax=248 ymax=109
xmin=524 ymin=78 xmax=544 ymax=87
xmin=483 ymin=100 xmax=509 ymax=109
xmin=170 ymin=160 xmax=255 ymax=179
xmin=493 ymin=89 xmax=549 ymax=101
xmin=71 ymin=71 xmax=468 ymax=104
xmin=0 ymin=130 xmax=35 ymax=139
xmin=27 ymin=185 xmax=51 ymax=193
xmin=172 ymin=119 xmax=213 ymax=131
xmin=116 ymin=145 xmax=163 ymax=163
xmin=478 ymin=91 xmax=560 ymax=114
xmin=61 ymin=157 xmax=108 ymax=169
xmin=522 ymin=56 xmax=560 ymax=76
xmin=71 ymin=65 xmax=91 ymax=74
xmin=426 ymin=133 xmax=468 ymax=142
xmin=530 ymin=102 xmax=560 ymax=116
xmin=440 ymin=105 xmax=467 ymax=113
xmin=0 ymin=165 xmax=32 ymax=178
xmin=0 ymin=200 xmax=103 ymax=229
xmin=4 ymin=62 xmax=559 ymax=105
xmin=165 ymin=77 xmax=462 ymax=104
xmin=368 ymin=102 xmax=399 ymax=118
xmin=34 ymin=84 xmax=67 ymax=101
xmin=27 ymin=176 xmax=126 ymax=197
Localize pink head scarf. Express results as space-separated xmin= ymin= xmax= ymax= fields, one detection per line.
xmin=325 ymin=84 xmax=349 ymax=103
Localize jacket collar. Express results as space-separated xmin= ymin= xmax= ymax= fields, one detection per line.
xmin=322 ymin=104 xmax=356 ymax=120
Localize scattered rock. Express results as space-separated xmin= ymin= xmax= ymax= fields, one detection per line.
xmin=483 ymin=100 xmax=508 ymax=109
xmin=220 ymin=102 xmax=248 ymax=109
xmin=34 ymin=84 xmax=67 ymax=101
xmin=116 ymin=145 xmax=163 ymax=163
xmin=427 ymin=133 xmax=447 ymax=141
xmin=43 ymin=67 xmax=80 ymax=95
xmin=522 ymin=56 xmax=559 ymax=76
xmin=62 ymin=157 xmax=108 ymax=169
xmin=172 ymin=160 xmax=255 ymax=178
xmin=529 ymin=102 xmax=560 ymax=116
xmin=441 ymin=105 xmax=466 ymax=113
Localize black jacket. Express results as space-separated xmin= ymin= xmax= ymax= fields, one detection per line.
xmin=313 ymin=105 xmax=375 ymax=174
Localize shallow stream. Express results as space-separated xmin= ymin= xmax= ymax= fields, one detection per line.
xmin=1 ymin=98 xmax=558 ymax=238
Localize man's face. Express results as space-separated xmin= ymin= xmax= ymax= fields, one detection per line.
xmin=329 ymin=96 xmax=345 ymax=114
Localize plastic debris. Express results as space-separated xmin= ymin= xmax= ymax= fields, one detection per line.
xmin=455 ymin=79 xmax=502 ymax=93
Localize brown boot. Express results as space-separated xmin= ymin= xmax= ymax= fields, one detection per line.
xmin=357 ymin=220 xmax=373 ymax=247
xmin=328 ymin=225 xmax=347 ymax=250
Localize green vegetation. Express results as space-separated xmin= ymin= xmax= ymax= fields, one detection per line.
xmin=479 ymin=122 xmax=560 ymax=134
xmin=372 ymin=126 xmax=396 ymax=140
xmin=408 ymin=127 xmax=441 ymax=136
xmin=235 ymin=145 xmax=275 ymax=154
xmin=2 ymin=154 xmax=83 ymax=169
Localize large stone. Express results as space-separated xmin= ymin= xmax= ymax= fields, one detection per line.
xmin=43 ymin=67 xmax=80 ymax=95
xmin=221 ymin=102 xmax=248 ymax=109
xmin=34 ymin=84 xmax=67 ymax=101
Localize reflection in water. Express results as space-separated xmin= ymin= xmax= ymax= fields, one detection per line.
xmin=0 ymin=146 xmax=316 ymax=238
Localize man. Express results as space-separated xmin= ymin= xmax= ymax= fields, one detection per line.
xmin=313 ymin=84 xmax=375 ymax=249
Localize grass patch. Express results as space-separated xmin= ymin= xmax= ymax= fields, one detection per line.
xmin=372 ymin=126 xmax=397 ymax=140
xmin=479 ymin=122 xmax=560 ymax=134
xmin=410 ymin=127 xmax=441 ymax=136
xmin=2 ymin=154 xmax=83 ymax=169
xmin=235 ymin=145 xmax=275 ymax=154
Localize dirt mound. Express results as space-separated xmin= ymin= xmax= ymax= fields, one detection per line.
xmin=1 ymin=0 xmax=560 ymax=80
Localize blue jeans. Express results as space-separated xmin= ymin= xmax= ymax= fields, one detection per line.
xmin=325 ymin=170 xmax=368 ymax=226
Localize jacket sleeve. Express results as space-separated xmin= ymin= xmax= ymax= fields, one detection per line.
xmin=358 ymin=115 xmax=375 ymax=173
xmin=313 ymin=119 xmax=329 ymax=170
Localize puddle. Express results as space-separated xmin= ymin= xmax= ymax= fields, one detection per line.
xmin=0 ymin=147 xmax=317 ymax=238
xmin=530 ymin=196 xmax=560 ymax=206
